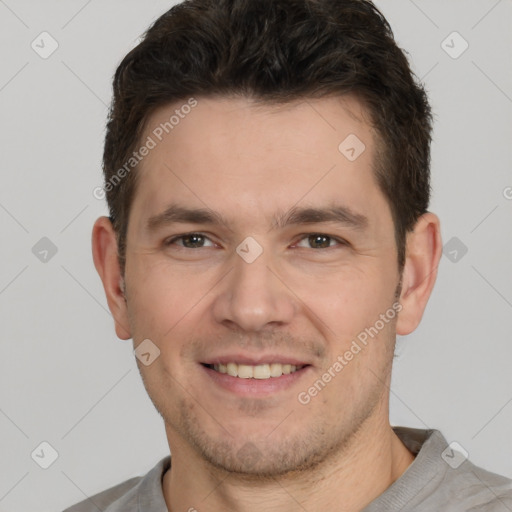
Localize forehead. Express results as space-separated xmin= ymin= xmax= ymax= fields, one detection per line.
xmin=129 ymin=95 xmax=390 ymax=234
xmin=142 ymin=94 xmax=373 ymax=159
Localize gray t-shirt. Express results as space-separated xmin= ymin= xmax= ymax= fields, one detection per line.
xmin=63 ymin=427 xmax=512 ymax=511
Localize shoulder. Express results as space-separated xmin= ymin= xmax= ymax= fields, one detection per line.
xmin=385 ymin=428 xmax=512 ymax=512
xmin=447 ymin=463 xmax=512 ymax=511
xmin=62 ymin=476 xmax=141 ymax=512
xmin=62 ymin=456 xmax=171 ymax=512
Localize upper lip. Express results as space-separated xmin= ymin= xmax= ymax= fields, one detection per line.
xmin=201 ymin=354 xmax=311 ymax=366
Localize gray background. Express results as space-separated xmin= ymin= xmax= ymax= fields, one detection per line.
xmin=0 ymin=1 xmax=511 ymax=511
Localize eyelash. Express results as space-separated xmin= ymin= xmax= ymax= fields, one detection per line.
xmin=164 ymin=232 xmax=348 ymax=250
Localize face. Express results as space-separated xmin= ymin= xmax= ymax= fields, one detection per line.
xmin=122 ymin=96 xmax=402 ymax=475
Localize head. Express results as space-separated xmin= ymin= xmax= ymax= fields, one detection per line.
xmin=93 ymin=0 xmax=442 ymax=477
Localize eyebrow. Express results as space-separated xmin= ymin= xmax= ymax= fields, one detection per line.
xmin=146 ymin=203 xmax=369 ymax=233
xmin=271 ymin=205 xmax=369 ymax=232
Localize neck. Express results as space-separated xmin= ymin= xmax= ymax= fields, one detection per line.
xmin=162 ymin=416 xmax=415 ymax=512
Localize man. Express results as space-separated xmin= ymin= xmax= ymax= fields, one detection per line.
xmin=64 ymin=0 xmax=512 ymax=510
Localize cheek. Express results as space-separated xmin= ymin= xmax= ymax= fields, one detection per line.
xmin=305 ymin=263 xmax=398 ymax=353
xmin=313 ymin=262 xmax=389 ymax=310
xmin=125 ymin=259 xmax=200 ymax=339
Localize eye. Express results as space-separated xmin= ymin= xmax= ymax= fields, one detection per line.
xmin=164 ymin=233 xmax=215 ymax=249
xmin=163 ymin=232 xmax=347 ymax=251
xmin=294 ymin=233 xmax=347 ymax=249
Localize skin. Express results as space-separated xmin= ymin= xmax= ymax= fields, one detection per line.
xmin=93 ymin=95 xmax=442 ymax=511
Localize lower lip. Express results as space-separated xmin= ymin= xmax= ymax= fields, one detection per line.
xmin=201 ymin=364 xmax=312 ymax=396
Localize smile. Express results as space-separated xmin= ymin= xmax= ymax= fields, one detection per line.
xmin=204 ymin=362 xmax=306 ymax=379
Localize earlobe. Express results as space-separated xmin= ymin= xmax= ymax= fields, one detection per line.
xmin=395 ymin=212 xmax=442 ymax=336
xmin=91 ymin=216 xmax=132 ymax=340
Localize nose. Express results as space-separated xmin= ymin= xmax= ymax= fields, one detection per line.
xmin=211 ymin=243 xmax=296 ymax=332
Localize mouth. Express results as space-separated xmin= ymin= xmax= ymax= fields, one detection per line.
xmin=199 ymin=355 xmax=313 ymax=396
xmin=202 ymin=362 xmax=308 ymax=379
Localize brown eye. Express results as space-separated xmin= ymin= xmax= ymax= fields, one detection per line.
xmin=165 ymin=233 xmax=214 ymax=248
xmin=295 ymin=233 xmax=345 ymax=249
xmin=308 ymin=234 xmax=332 ymax=249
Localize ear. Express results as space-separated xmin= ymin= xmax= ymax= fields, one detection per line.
xmin=395 ymin=212 xmax=442 ymax=336
xmin=91 ymin=216 xmax=132 ymax=340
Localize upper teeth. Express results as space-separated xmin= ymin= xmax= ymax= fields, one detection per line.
xmin=212 ymin=363 xmax=303 ymax=379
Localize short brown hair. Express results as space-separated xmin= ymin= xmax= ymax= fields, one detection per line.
xmin=103 ymin=0 xmax=433 ymax=273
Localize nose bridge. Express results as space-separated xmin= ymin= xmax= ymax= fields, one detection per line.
xmin=211 ymin=240 xmax=295 ymax=331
